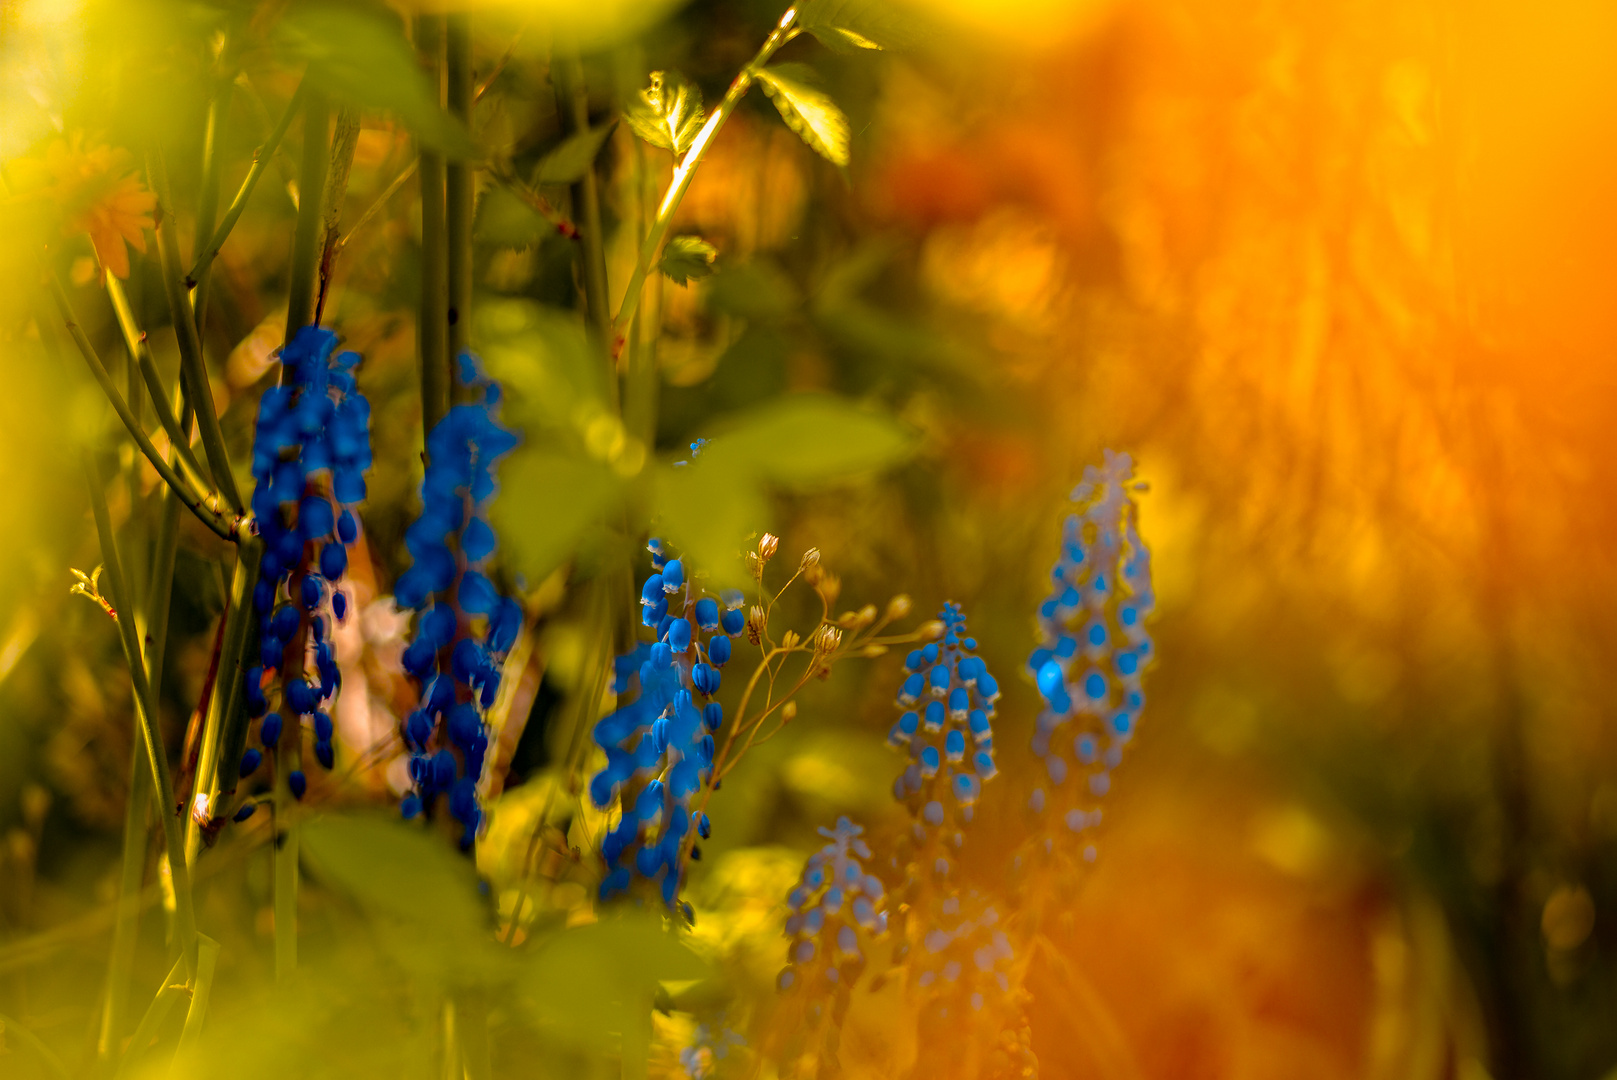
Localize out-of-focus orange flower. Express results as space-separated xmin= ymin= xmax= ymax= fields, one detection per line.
xmin=8 ymin=134 xmax=155 ymax=280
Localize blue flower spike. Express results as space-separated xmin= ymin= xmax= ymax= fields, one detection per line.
xmin=590 ymin=542 xmax=737 ymax=910
xmin=1026 ymin=449 xmax=1156 ymax=863
xmin=888 ymin=602 xmax=1001 ymax=876
xmin=778 ymin=818 xmax=888 ymax=997
xmin=234 ymin=326 xmax=373 ymax=832
xmin=392 ymin=352 xmax=522 ymax=850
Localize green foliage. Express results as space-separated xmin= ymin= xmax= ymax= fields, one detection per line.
xmin=659 ymin=235 xmax=718 ymax=286
xmin=533 ymin=122 xmax=619 ymax=185
xmin=475 ymin=187 xmax=555 ymax=250
xmin=755 ymin=64 xmax=851 ymax=167
xmin=278 ymin=6 xmax=475 ymax=159
xmin=492 ymin=451 xmax=624 ymax=583
xmin=797 ymin=0 xmax=933 ymax=53
xmin=625 ymin=71 xmax=706 ymax=155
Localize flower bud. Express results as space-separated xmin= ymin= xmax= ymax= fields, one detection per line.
xmin=746 ymin=605 xmax=766 ymax=645
xmin=920 ymin=619 xmax=946 ymax=640
xmin=781 ymin=701 xmax=798 ymax=723
xmin=800 ymin=547 xmax=820 ymax=571
xmin=887 ymin=594 xmax=912 ymax=620
xmin=758 ymin=533 xmax=780 ymax=559
xmin=814 ymin=570 xmax=841 ymax=605
xmin=782 ymin=629 xmax=801 ymax=650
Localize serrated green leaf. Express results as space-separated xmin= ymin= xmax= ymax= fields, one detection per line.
xmin=659 ymin=235 xmax=718 ymax=286
xmin=625 ymin=71 xmax=705 ymax=155
xmin=533 ymin=120 xmax=618 ymax=185
xmin=798 ymin=0 xmax=934 ymax=52
xmin=703 ymin=393 xmax=916 ymax=486
xmin=754 ymin=64 xmax=850 ymax=167
xmin=492 ymin=450 xmax=623 ymax=582
xmin=278 ymin=7 xmax=475 ymax=160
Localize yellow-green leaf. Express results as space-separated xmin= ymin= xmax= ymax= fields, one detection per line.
xmin=659 ymin=235 xmax=718 ymax=286
xmin=625 ymin=70 xmax=705 ymax=155
xmin=533 ymin=120 xmax=618 ymax=185
xmin=754 ymin=64 xmax=851 ymax=167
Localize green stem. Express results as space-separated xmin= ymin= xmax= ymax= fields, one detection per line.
xmin=555 ymin=47 xmax=613 ymax=365
xmin=458 ymin=990 xmax=492 ymax=1080
xmin=0 ymin=1011 xmax=72 ymax=1080
xmin=170 ymin=933 xmax=220 ymax=1067
xmin=609 ymin=8 xmax=799 ymax=352
xmin=284 ymin=88 xmax=331 ymax=344
xmin=85 ymin=451 xmax=199 ymax=980
xmin=184 ymin=539 xmax=262 ymax=866
xmin=99 ymin=746 xmax=151 ymax=1074
xmin=188 ymin=78 xmax=306 ymax=287
xmin=273 ymin=707 xmax=301 ymax=982
xmin=49 ymin=281 xmax=237 ymax=542
xmin=417 ymin=14 xmax=450 ymax=437
xmin=106 ymin=274 xmax=218 ymax=508
xmin=446 ymin=12 xmax=475 ymax=364
xmin=191 ymin=76 xmax=234 ymax=340
xmin=111 ymin=955 xmax=186 ymax=1080
xmin=149 ymin=149 xmax=244 ymax=514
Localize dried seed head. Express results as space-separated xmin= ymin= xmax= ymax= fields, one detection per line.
xmin=782 ymin=629 xmax=801 ymax=650
xmin=759 ymin=533 xmax=780 ymax=560
xmin=816 ymin=625 xmax=843 ymax=655
xmin=747 ymin=551 xmax=760 ymax=575
xmin=855 ymin=603 xmax=877 ymax=628
xmin=747 ymin=604 xmax=767 ymax=645
xmin=800 ymin=547 xmax=821 ymax=571
xmin=887 ymin=594 xmax=912 ymax=620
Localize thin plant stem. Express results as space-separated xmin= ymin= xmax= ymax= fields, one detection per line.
xmin=273 ymin=739 xmax=299 ymax=982
xmin=188 ymin=77 xmax=307 ymax=287
xmin=609 ymin=7 xmax=800 ymax=353
xmin=0 ymin=1011 xmax=72 ymax=1080
xmin=446 ymin=12 xmax=474 ymax=363
xmin=184 ymin=539 xmax=263 ymax=865
xmin=149 ymin=149 xmax=244 ymax=514
xmin=555 ymin=47 xmax=614 ymax=362
xmin=171 ymin=933 xmax=221 ymax=1065
xmin=191 ymin=74 xmax=234 ymax=339
xmin=105 ymin=275 xmax=215 ymax=495
xmin=417 ymin=13 xmax=450 ymax=436
xmin=49 ymin=282 xmax=237 ymax=542
xmin=97 ymin=751 xmax=150 ymax=1074
xmin=313 ymin=106 xmax=362 ymax=325
xmin=84 ymin=451 xmax=199 ymax=979
xmin=110 ymin=955 xmax=186 ymax=1080
xmin=284 ymin=88 xmax=331 ymax=344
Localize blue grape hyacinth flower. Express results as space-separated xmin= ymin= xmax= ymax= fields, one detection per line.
xmin=394 ymin=353 xmax=523 ymax=850
xmin=591 ymin=540 xmax=742 ymax=910
xmin=778 ymin=817 xmax=888 ymax=997
xmin=239 ymin=325 xmax=373 ymax=795
xmin=888 ymin=602 xmax=1001 ymax=876
xmin=1026 ymin=449 xmax=1155 ymax=860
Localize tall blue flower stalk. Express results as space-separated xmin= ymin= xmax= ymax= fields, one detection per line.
xmin=1026 ymin=449 xmax=1156 ymax=862
xmin=239 ymin=325 xmax=373 ymax=800
xmin=888 ymin=602 xmax=1001 ymax=880
xmin=590 ymin=541 xmax=743 ymax=908
xmin=394 ymin=355 xmax=523 ymax=850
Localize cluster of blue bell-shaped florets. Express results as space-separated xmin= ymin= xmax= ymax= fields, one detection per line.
xmin=394 ymin=354 xmax=523 ymax=850
xmin=591 ymin=540 xmax=747 ymax=907
xmin=888 ymin=603 xmax=1001 ymax=865
xmin=1026 ymin=449 xmax=1155 ymax=856
xmin=678 ymin=1011 xmax=746 ymax=1080
xmin=240 ymin=325 xmax=373 ymax=799
xmin=778 ymin=818 xmax=888 ymax=995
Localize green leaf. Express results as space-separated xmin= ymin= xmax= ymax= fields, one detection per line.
xmin=302 ymin=814 xmax=486 ymax=932
xmin=475 ymin=300 xmax=610 ymax=430
xmin=651 ymin=454 xmax=769 ymax=587
xmin=754 ymin=64 xmax=851 ymax=167
xmin=474 ymin=186 xmax=552 ymax=249
xmin=659 ymin=235 xmax=718 ymax=286
xmin=703 ymin=394 xmax=916 ymax=487
xmin=532 ymin=120 xmax=618 ymax=185
xmin=797 ymin=0 xmax=935 ymax=52
xmin=520 ymin=914 xmax=710 ymax=1049
xmin=492 ymin=451 xmax=623 ymax=583
xmin=278 ymin=7 xmax=475 ymax=160
xmin=625 ymin=71 xmax=705 ymax=155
